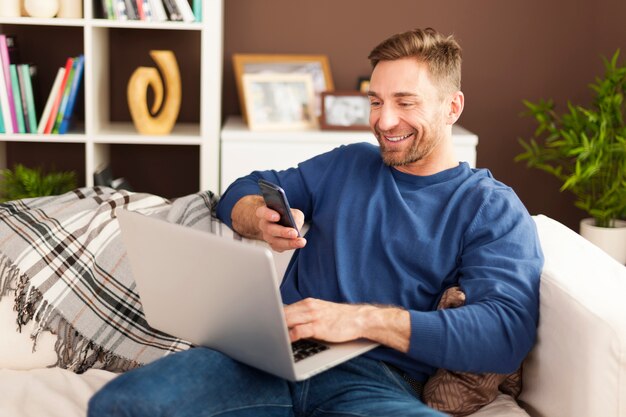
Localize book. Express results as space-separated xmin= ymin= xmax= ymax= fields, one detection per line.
xmin=21 ymin=64 xmax=38 ymax=134
xmin=44 ymin=57 xmax=73 ymax=134
xmin=162 ymin=0 xmax=182 ymax=21
xmin=37 ymin=67 xmax=65 ymax=134
xmin=141 ymin=0 xmax=152 ymax=21
xmin=148 ymin=0 xmax=167 ymax=21
xmin=27 ymin=63 xmax=43 ymax=123
xmin=16 ymin=63 xmax=31 ymax=133
xmin=192 ymin=0 xmax=201 ymax=22
xmin=135 ymin=0 xmax=144 ymax=19
xmin=173 ymin=0 xmax=195 ymax=22
xmin=0 ymin=100 xmax=4 ymax=133
xmin=124 ymin=0 xmax=139 ymax=19
xmin=9 ymin=64 xmax=24 ymax=133
xmin=52 ymin=58 xmax=77 ymax=134
xmin=0 ymin=35 xmax=17 ymax=133
xmin=114 ymin=0 xmax=128 ymax=20
xmin=0 ymin=47 xmax=12 ymax=133
xmin=58 ymin=55 xmax=84 ymax=134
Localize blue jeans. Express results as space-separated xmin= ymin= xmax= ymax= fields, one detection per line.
xmin=88 ymin=348 xmax=445 ymax=417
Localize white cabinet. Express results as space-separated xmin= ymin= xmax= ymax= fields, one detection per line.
xmin=220 ymin=116 xmax=479 ymax=192
xmin=0 ymin=0 xmax=222 ymax=194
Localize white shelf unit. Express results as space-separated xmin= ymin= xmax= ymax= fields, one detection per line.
xmin=221 ymin=116 xmax=479 ymax=192
xmin=0 ymin=0 xmax=223 ymax=195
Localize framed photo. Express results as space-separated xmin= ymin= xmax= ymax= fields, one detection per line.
xmin=357 ymin=76 xmax=370 ymax=93
xmin=233 ymin=54 xmax=334 ymax=120
xmin=320 ymin=91 xmax=371 ymax=131
xmin=242 ymin=73 xmax=317 ymax=131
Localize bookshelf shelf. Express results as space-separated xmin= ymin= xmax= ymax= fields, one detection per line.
xmin=0 ymin=17 xmax=86 ymax=27
xmin=0 ymin=134 xmax=86 ymax=143
xmin=0 ymin=0 xmax=222 ymax=197
xmin=89 ymin=19 xmax=202 ymax=31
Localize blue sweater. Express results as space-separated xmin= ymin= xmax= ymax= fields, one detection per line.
xmin=216 ymin=143 xmax=543 ymax=381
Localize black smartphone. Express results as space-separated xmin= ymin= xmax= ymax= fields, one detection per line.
xmin=257 ymin=179 xmax=301 ymax=237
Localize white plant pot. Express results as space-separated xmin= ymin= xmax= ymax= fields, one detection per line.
xmin=580 ymin=218 xmax=626 ymax=265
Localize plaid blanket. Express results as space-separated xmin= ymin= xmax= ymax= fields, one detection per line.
xmin=0 ymin=186 xmax=238 ymax=373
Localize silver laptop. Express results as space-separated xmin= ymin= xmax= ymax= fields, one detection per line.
xmin=117 ymin=209 xmax=378 ymax=381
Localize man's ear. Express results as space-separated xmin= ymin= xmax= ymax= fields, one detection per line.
xmin=446 ymin=91 xmax=464 ymax=125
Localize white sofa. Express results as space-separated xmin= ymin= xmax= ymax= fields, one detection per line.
xmin=1 ymin=215 xmax=625 ymax=417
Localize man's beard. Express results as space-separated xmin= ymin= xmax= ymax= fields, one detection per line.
xmin=376 ymin=127 xmax=441 ymax=167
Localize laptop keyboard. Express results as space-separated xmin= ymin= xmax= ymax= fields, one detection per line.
xmin=291 ymin=339 xmax=329 ymax=362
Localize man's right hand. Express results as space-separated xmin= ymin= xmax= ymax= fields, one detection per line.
xmin=231 ymin=195 xmax=306 ymax=252
xmin=256 ymin=205 xmax=306 ymax=252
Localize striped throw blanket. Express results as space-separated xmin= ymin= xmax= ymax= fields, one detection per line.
xmin=0 ymin=186 xmax=239 ymax=373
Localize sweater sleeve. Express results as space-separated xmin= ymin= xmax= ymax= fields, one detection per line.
xmin=216 ymin=146 xmax=345 ymax=228
xmin=407 ymin=189 xmax=543 ymax=374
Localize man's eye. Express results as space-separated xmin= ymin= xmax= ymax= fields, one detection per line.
xmin=370 ymin=101 xmax=381 ymax=107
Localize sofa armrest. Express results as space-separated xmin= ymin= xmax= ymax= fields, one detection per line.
xmin=519 ymin=215 xmax=626 ymax=417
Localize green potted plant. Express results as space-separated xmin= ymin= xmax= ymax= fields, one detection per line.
xmin=0 ymin=164 xmax=77 ymax=203
xmin=516 ymin=50 xmax=626 ymax=264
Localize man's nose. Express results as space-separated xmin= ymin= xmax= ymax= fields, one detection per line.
xmin=376 ymin=105 xmax=400 ymax=131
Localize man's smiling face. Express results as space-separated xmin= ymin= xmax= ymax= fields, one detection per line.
xmin=368 ymin=58 xmax=453 ymax=173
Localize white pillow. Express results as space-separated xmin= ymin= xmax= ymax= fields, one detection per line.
xmin=0 ymin=297 xmax=57 ymax=370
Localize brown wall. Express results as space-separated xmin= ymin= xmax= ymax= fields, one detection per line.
xmin=223 ymin=0 xmax=626 ymax=230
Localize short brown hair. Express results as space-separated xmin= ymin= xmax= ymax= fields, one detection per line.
xmin=368 ymin=28 xmax=462 ymax=94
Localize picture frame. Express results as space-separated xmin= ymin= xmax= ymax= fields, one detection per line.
xmin=242 ymin=73 xmax=317 ymax=131
xmin=233 ymin=54 xmax=334 ymax=121
xmin=320 ymin=91 xmax=371 ymax=131
xmin=357 ymin=76 xmax=370 ymax=93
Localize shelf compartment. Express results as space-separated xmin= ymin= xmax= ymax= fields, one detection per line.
xmin=2 ymin=141 xmax=86 ymax=187
xmin=107 ymin=143 xmax=200 ymax=198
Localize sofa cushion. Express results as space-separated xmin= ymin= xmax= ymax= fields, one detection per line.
xmin=519 ymin=215 xmax=626 ymax=417
xmin=0 ymin=368 xmax=116 ymax=417
xmin=0 ymin=294 xmax=56 ymax=370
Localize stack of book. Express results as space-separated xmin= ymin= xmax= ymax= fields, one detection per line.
xmin=38 ymin=55 xmax=85 ymax=135
xmin=0 ymin=34 xmax=38 ymax=135
xmin=101 ymin=0 xmax=201 ymax=22
xmin=0 ymin=34 xmax=84 ymax=135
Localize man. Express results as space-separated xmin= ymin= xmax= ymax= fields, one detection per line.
xmin=89 ymin=28 xmax=543 ymax=417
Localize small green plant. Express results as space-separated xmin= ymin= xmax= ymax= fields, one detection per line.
xmin=516 ymin=50 xmax=626 ymax=228
xmin=0 ymin=164 xmax=77 ymax=202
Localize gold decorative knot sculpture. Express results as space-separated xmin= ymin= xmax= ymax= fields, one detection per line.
xmin=127 ymin=50 xmax=181 ymax=135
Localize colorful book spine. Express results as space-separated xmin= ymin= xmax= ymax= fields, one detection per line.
xmin=9 ymin=64 xmax=25 ymax=134
xmin=58 ymin=55 xmax=84 ymax=135
xmin=16 ymin=63 xmax=30 ymax=133
xmin=173 ymin=0 xmax=195 ymax=22
xmin=0 ymin=99 xmax=4 ymax=133
xmin=104 ymin=0 xmax=116 ymax=19
xmin=38 ymin=67 xmax=65 ymax=134
xmin=114 ymin=0 xmax=128 ymax=20
xmin=192 ymin=0 xmax=201 ymax=21
xmin=162 ymin=0 xmax=182 ymax=21
xmin=52 ymin=59 xmax=77 ymax=134
xmin=0 ymin=49 xmax=12 ymax=133
xmin=141 ymin=0 xmax=152 ymax=21
xmin=44 ymin=57 xmax=73 ymax=134
xmin=124 ymin=0 xmax=138 ymax=19
xmin=0 ymin=35 xmax=17 ymax=133
xmin=21 ymin=64 xmax=38 ymax=134
xmin=136 ymin=0 xmax=144 ymax=19
xmin=148 ymin=0 xmax=167 ymax=21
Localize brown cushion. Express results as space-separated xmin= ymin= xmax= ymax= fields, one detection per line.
xmin=422 ymin=286 xmax=522 ymax=417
